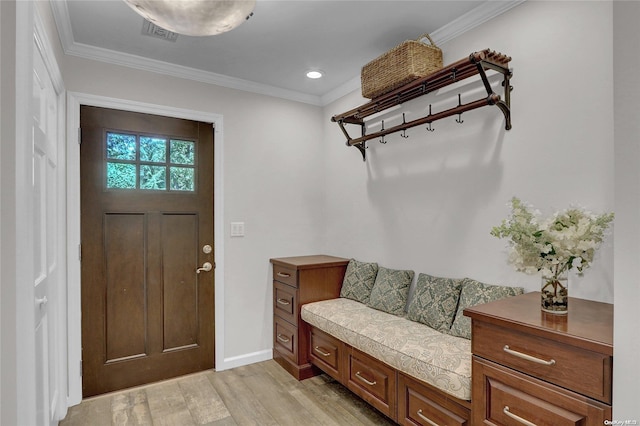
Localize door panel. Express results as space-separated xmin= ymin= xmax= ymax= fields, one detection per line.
xmin=104 ymin=213 xmax=146 ymax=362
xmin=161 ymin=213 xmax=199 ymax=351
xmin=80 ymin=106 xmax=215 ymax=396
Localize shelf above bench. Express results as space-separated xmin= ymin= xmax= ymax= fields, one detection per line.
xmin=331 ymin=49 xmax=513 ymax=161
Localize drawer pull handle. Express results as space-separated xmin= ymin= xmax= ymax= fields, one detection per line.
xmin=314 ymin=346 xmax=331 ymax=357
xmin=276 ymin=334 xmax=290 ymax=344
xmin=416 ymin=409 xmax=439 ymax=426
xmin=503 ymin=345 xmax=556 ymax=366
xmin=276 ymin=298 xmax=291 ymax=306
xmin=355 ymin=371 xmax=377 ymax=386
xmin=277 ymin=272 xmax=291 ymax=278
xmin=503 ymin=406 xmax=537 ymax=426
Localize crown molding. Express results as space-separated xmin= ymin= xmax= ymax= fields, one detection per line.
xmin=430 ymin=0 xmax=526 ymax=45
xmin=321 ymin=75 xmax=362 ymax=107
xmin=50 ymin=0 xmax=525 ymax=107
xmin=64 ymin=41 xmax=324 ymax=106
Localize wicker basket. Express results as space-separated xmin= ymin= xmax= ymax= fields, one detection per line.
xmin=361 ymin=34 xmax=443 ymax=99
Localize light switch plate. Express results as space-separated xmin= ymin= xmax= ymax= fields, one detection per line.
xmin=230 ymin=222 xmax=245 ymax=237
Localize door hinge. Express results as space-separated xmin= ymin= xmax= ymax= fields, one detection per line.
xmin=78 ymin=127 xmax=81 ymax=145
xmin=80 ymin=360 xmax=83 ymax=376
xmin=78 ymin=244 xmax=82 ymax=261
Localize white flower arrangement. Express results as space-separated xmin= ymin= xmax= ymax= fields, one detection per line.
xmin=491 ymin=197 xmax=614 ymax=280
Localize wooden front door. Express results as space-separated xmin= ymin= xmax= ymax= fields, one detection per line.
xmin=80 ymin=106 xmax=215 ymax=397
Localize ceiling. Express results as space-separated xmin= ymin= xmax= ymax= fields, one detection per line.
xmin=51 ymin=0 xmax=523 ymax=106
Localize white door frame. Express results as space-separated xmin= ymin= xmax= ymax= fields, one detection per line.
xmin=65 ymin=93 xmax=226 ymax=405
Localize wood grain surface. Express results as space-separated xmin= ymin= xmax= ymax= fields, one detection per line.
xmin=60 ymin=360 xmax=395 ymax=425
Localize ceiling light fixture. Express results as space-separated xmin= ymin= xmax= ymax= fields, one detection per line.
xmin=306 ymin=70 xmax=323 ymax=79
xmin=122 ymin=0 xmax=256 ymax=36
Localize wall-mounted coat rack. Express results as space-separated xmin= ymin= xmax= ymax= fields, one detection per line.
xmin=331 ymin=49 xmax=512 ymax=161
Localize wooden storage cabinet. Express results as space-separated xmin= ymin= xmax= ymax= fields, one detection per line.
xmin=273 ymin=316 xmax=297 ymax=361
xmin=465 ymin=292 xmax=613 ymax=426
xmin=274 ymin=281 xmax=297 ymax=325
xmin=473 ymin=357 xmax=610 ymax=426
xmin=306 ymin=323 xmax=472 ymax=424
xmin=309 ymin=327 xmax=345 ymax=382
xmin=472 ymin=320 xmax=611 ymax=403
xmin=398 ymin=373 xmax=469 ymax=426
xmin=270 ymin=255 xmax=349 ymax=380
xmin=347 ymin=348 xmax=397 ymax=421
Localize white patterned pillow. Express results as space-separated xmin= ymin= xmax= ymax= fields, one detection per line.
xmin=339 ymin=259 xmax=378 ymax=304
xmin=367 ymin=266 xmax=414 ymax=316
xmin=407 ymin=273 xmax=463 ymax=333
xmin=449 ymin=278 xmax=524 ymax=339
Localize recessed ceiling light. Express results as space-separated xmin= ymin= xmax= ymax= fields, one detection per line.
xmin=306 ymin=70 xmax=323 ymax=79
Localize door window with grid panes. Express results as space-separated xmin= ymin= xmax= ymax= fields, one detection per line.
xmin=106 ymin=131 xmax=196 ymax=192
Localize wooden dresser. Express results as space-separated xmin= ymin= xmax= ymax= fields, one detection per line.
xmin=270 ymin=255 xmax=349 ymax=380
xmin=465 ymin=291 xmax=613 ymax=426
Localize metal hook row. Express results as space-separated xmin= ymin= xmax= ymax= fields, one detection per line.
xmin=377 ymin=94 xmax=466 ymax=144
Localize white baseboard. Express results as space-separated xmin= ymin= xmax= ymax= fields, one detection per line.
xmin=217 ymin=349 xmax=273 ymax=372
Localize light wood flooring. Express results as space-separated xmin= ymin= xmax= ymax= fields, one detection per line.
xmin=60 ymin=360 xmax=396 ymax=425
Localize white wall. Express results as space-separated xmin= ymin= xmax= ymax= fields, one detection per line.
xmin=613 ymin=1 xmax=640 ymax=420
xmin=322 ymin=1 xmax=615 ymax=303
xmin=61 ymin=55 xmax=326 ymax=362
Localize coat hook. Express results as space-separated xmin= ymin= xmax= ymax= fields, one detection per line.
xmin=456 ymin=94 xmax=464 ymax=124
xmin=426 ymin=105 xmax=435 ymax=132
xmin=379 ymin=120 xmax=387 ymax=144
xmin=400 ymin=113 xmax=409 ymax=138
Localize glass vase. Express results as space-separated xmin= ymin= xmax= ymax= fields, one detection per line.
xmin=541 ymin=271 xmax=568 ymax=314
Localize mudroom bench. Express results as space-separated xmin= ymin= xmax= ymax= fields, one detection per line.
xmin=301 ymin=297 xmax=473 ymax=424
xmin=271 ymin=255 xmax=524 ymax=425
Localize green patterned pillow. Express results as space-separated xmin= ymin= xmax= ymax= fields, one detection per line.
xmin=407 ymin=273 xmax=463 ymax=333
xmin=448 ymin=278 xmax=524 ymax=339
xmin=367 ymin=266 xmax=414 ymax=316
xmin=339 ymin=259 xmax=378 ymax=304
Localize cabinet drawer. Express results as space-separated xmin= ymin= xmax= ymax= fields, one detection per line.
xmin=472 ymin=321 xmax=612 ymax=403
xmin=274 ymin=316 xmax=297 ymax=362
xmin=274 ymin=281 xmax=297 ymax=324
xmin=309 ymin=327 xmax=343 ymax=380
xmin=273 ymin=264 xmax=297 ymax=287
xmin=398 ymin=373 xmax=469 ymax=426
xmin=347 ymin=348 xmax=397 ymax=420
xmin=473 ymin=356 xmax=611 ymax=426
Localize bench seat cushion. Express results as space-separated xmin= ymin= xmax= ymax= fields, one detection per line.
xmin=301 ymin=297 xmax=472 ymax=400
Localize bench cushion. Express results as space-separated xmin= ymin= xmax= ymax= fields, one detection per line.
xmin=301 ymin=297 xmax=472 ymax=400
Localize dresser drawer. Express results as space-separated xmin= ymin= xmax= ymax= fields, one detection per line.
xmin=274 ymin=281 xmax=297 ymax=324
xmin=309 ymin=327 xmax=344 ymax=381
xmin=472 ymin=321 xmax=612 ymax=403
xmin=274 ymin=316 xmax=297 ymax=362
xmin=347 ymin=348 xmax=397 ymax=420
xmin=473 ymin=356 xmax=611 ymax=426
xmin=273 ymin=264 xmax=297 ymax=287
xmin=398 ymin=373 xmax=469 ymax=426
